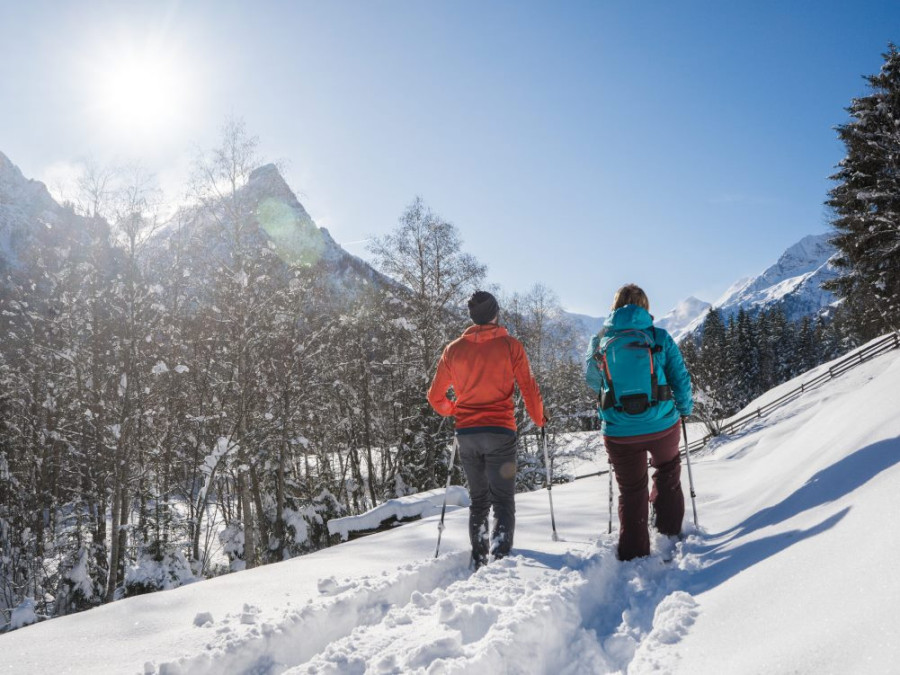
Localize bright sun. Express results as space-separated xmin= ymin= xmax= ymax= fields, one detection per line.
xmin=88 ymin=42 xmax=195 ymax=145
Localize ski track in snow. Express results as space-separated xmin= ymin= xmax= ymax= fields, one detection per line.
xmin=149 ymin=532 xmax=703 ymax=675
xmin=150 ymin=553 xmax=469 ymax=675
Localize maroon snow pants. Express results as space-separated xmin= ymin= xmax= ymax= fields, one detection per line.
xmin=604 ymin=422 xmax=684 ymax=561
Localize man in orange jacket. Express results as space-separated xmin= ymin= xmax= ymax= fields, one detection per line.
xmin=428 ymin=291 xmax=546 ymax=569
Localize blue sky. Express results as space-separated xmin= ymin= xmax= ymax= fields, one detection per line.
xmin=2 ymin=1 xmax=898 ymax=316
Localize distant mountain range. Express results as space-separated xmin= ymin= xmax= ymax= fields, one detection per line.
xmin=1 ymin=151 xmax=120 ymax=287
xmin=1 ymin=151 xmax=79 ymax=273
xmin=563 ymin=233 xmax=839 ymax=345
xmin=1 ymin=151 xmax=396 ymax=302
xmin=672 ymin=233 xmax=839 ymax=340
xmin=564 ymin=311 xmax=606 ymax=349
xmin=2 ymin=150 xmax=840 ymax=348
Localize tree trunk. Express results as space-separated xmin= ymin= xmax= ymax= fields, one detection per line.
xmin=105 ymin=474 xmax=121 ymax=601
xmin=275 ymin=396 xmax=287 ymax=559
xmin=239 ymin=471 xmax=256 ymax=569
xmin=116 ymin=485 xmax=129 ymax=586
xmin=249 ymin=465 xmax=269 ymax=562
xmin=362 ymin=363 xmax=378 ymax=506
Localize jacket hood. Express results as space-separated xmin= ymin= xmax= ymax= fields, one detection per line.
xmin=461 ymin=323 xmax=509 ymax=343
xmin=604 ymin=305 xmax=654 ymax=331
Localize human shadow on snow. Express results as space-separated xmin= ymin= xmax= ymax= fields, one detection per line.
xmin=687 ymin=507 xmax=849 ymax=593
xmin=717 ymin=436 xmax=900 ymax=539
xmin=687 ymin=436 xmax=900 ymax=593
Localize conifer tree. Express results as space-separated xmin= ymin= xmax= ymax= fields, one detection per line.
xmin=796 ymin=317 xmax=820 ymax=374
xmin=766 ymin=306 xmax=794 ymax=383
xmin=692 ymin=308 xmax=729 ymax=432
xmin=825 ymin=44 xmax=900 ymax=337
xmin=733 ymin=308 xmax=760 ymax=406
xmin=755 ymin=310 xmax=776 ymax=394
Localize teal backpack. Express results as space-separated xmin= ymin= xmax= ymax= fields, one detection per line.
xmin=592 ymin=327 xmax=672 ymax=415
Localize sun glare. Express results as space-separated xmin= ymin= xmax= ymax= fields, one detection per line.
xmin=86 ymin=39 xmax=196 ymax=147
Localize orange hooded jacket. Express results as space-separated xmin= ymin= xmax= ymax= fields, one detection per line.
xmin=427 ymin=324 xmax=544 ymax=432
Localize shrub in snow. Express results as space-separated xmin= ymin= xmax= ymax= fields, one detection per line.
xmin=124 ymin=549 xmax=197 ymax=597
xmin=516 ymin=446 xmax=548 ymax=492
xmin=219 ymin=523 xmax=247 ymax=573
xmin=280 ymin=489 xmax=346 ymax=556
xmin=56 ymin=546 xmax=103 ymax=615
xmin=9 ymin=597 xmax=37 ymax=631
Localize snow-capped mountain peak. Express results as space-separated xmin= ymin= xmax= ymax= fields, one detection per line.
xmin=148 ymin=162 xmax=392 ymax=293
xmin=655 ymin=296 xmax=711 ymax=340
xmin=675 ymin=232 xmax=839 ymax=338
xmin=1 ymin=151 xmax=105 ymax=277
xmin=721 ymin=233 xmax=836 ymax=303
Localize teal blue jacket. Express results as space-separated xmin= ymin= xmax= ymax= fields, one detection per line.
xmin=585 ymin=305 xmax=693 ymax=437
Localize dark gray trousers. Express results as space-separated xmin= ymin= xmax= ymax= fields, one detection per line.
xmin=457 ymin=431 xmax=518 ymax=562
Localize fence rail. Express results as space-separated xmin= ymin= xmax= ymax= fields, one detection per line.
xmin=573 ymin=330 xmax=900 ymax=480
xmin=684 ymin=330 xmax=900 ymax=454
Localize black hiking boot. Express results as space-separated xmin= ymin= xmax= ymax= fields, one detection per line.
xmin=472 ymin=552 xmax=489 ymax=571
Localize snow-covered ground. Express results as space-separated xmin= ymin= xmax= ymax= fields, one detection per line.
xmin=3 ymin=339 xmax=900 ymax=674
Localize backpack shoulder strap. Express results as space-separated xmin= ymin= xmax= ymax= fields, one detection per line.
xmin=592 ymin=328 xmax=607 ymax=359
xmin=650 ymin=326 xmax=663 ymax=353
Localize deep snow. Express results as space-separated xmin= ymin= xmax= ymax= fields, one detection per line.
xmin=2 ymin=339 xmax=900 ymax=674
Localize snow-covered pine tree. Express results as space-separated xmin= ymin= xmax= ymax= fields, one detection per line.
xmin=765 ymin=306 xmax=794 ymax=384
xmin=733 ymin=308 xmax=760 ymax=407
xmin=755 ymin=309 xmax=777 ymax=395
xmin=795 ymin=316 xmax=820 ymax=375
xmin=825 ymin=43 xmax=900 ymax=337
xmin=691 ymin=307 xmax=730 ymax=431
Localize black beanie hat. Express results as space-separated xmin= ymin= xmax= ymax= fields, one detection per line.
xmin=468 ymin=291 xmax=499 ymax=325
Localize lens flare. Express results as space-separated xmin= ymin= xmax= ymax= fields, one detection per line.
xmin=257 ymin=197 xmax=326 ymax=267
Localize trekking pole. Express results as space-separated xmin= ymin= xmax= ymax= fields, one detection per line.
xmin=608 ymin=463 xmax=614 ymax=534
xmin=681 ymin=418 xmax=699 ymax=528
xmin=434 ymin=436 xmax=459 ymax=559
xmin=541 ymin=426 xmax=560 ymax=541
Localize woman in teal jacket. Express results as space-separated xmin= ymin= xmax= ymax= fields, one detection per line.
xmin=585 ymin=284 xmax=694 ymax=560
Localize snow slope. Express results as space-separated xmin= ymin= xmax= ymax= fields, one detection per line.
xmin=3 ymin=339 xmax=900 ymax=674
